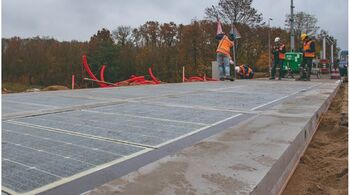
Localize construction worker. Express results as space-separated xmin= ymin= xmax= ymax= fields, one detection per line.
xmin=216 ymin=33 xmax=235 ymax=81
xmin=235 ymin=64 xmax=254 ymax=79
xmin=270 ymin=37 xmax=286 ymax=80
xmin=298 ymin=33 xmax=316 ymax=81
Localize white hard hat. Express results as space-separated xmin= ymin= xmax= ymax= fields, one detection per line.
xmin=274 ymin=37 xmax=280 ymax=43
xmin=235 ymin=66 xmax=240 ymax=72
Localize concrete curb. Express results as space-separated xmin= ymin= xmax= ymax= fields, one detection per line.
xmin=252 ymin=81 xmax=342 ymax=195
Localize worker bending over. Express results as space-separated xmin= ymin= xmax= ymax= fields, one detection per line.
xmin=216 ymin=33 xmax=235 ymax=81
xmin=270 ymin=37 xmax=286 ymax=80
xmin=235 ymin=64 xmax=254 ymax=79
xmin=298 ymin=33 xmax=315 ymax=81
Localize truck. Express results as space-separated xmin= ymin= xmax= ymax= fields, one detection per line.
xmin=339 ymin=50 xmax=348 ymax=76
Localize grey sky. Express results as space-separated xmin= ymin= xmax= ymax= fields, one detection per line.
xmin=2 ymin=0 xmax=348 ymax=50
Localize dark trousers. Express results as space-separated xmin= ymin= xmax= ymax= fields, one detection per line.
xmin=300 ymin=57 xmax=313 ymax=79
xmin=271 ymin=59 xmax=284 ymax=78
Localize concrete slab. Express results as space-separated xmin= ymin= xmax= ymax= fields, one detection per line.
xmin=1 ymin=80 xmax=340 ymax=195
xmin=84 ymin=80 xmax=340 ymax=195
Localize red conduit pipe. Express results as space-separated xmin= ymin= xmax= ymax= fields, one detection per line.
xmin=128 ymin=76 xmax=145 ymax=82
xmin=188 ymin=76 xmax=204 ymax=81
xmin=100 ymin=65 xmax=106 ymax=82
xmin=82 ymin=55 xmax=108 ymax=87
xmin=83 ymin=55 xmax=162 ymax=87
xmin=138 ymin=81 xmax=157 ymax=85
xmin=148 ymin=67 xmax=161 ymax=84
xmin=114 ymin=76 xmax=145 ymax=86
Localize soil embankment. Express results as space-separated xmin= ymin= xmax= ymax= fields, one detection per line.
xmin=284 ymin=83 xmax=348 ymax=195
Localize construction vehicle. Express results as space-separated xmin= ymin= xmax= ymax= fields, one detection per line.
xmin=339 ymin=50 xmax=348 ymax=76
xmin=282 ymin=52 xmax=320 ymax=79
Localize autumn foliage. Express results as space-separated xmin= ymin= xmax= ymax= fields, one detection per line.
xmin=2 ymin=20 xmax=290 ymax=88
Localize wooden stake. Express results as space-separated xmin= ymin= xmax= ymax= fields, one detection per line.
xmin=182 ymin=66 xmax=185 ymax=82
xmin=83 ymin=78 xmax=123 ymax=87
xmin=72 ymin=75 xmax=75 ymax=89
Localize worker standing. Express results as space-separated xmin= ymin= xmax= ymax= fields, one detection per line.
xmin=270 ymin=37 xmax=286 ymax=80
xmin=298 ymin=33 xmax=316 ymax=81
xmin=216 ymin=33 xmax=235 ymax=81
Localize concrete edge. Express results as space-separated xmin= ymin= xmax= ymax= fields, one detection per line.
xmin=251 ymin=81 xmax=342 ymax=195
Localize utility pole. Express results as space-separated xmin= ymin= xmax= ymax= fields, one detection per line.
xmin=320 ymin=31 xmax=328 ymax=72
xmin=326 ymin=37 xmax=335 ymax=68
xmin=331 ymin=44 xmax=334 ymax=65
xmin=268 ymin=18 xmax=273 ymax=76
xmin=322 ymin=33 xmax=327 ymax=60
xmin=290 ymin=0 xmax=295 ymax=51
xmin=231 ymin=22 xmax=241 ymax=81
xmin=232 ymin=24 xmax=237 ymax=81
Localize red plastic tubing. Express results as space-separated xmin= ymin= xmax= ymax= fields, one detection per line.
xmin=82 ymin=55 xmax=108 ymax=87
xmin=148 ymin=67 xmax=161 ymax=84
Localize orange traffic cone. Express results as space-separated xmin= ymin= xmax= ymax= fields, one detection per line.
xmin=217 ymin=18 xmax=223 ymax=35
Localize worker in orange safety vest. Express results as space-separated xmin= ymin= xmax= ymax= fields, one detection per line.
xmin=270 ymin=37 xmax=286 ymax=80
xmin=297 ymin=33 xmax=316 ymax=81
xmin=235 ymin=64 xmax=254 ymax=79
xmin=216 ymin=33 xmax=235 ymax=81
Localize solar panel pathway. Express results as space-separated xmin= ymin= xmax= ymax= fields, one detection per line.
xmin=2 ymin=80 xmax=341 ymax=195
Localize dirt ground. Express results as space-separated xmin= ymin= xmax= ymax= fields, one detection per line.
xmin=283 ymin=82 xmax=348 ymax=195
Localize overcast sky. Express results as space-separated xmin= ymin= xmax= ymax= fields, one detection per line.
xmin=2 ymin=0 xmax=348 ymax=50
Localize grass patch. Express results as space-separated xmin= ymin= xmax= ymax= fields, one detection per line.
xmin=2 ymin=82 xmax=42 ymax=93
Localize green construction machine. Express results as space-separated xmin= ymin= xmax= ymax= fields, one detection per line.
xmin=282 ymin=52 xmax=302 ymax=78
xmin=282 ymin=52 xmax=320 ymax=79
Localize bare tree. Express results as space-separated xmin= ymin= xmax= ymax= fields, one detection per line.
xmin=285 ymin=11 xmax=319 ymax=38
xmin=205 ymin=0 xmax=263 ymax=26
xmin=113 ymin=26 xmax=132 ymax=46
xmin=205 ymin=5 xmax=220 ymax=21
xmin=159 ymin=22 xmax=177 ymax=47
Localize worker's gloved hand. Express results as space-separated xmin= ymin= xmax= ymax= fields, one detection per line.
xmin=229 ymin=60 xmax=234 ymax=65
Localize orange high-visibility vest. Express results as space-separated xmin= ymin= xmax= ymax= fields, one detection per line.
xmin=216 ymin=35 xmax=234 ymax=58
xmin=239 ymin=65 xmax=245 ymax=75
xmin=238 ymin=65 xmax=245 ymax=76
xmin=246 ymin=67 xmax=252 ymax=76
xmin=278 ymin=44 xmax=286 ymax=60
xmin=239 ymin=65 xmax=252 ymax=78
xmin=303 ymin=40 xmax=315 ymax=58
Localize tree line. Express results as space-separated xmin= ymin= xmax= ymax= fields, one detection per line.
xmin=3 ymin=21 xmax=287 ymax=87
xmin=2 ymin=0 xmax=338 ymax=88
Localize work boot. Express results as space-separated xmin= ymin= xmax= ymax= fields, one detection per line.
xmin=295 ymin=76 xmax=303 ymax=81
xmin=224 ymin=76 xmax=231 ymax=81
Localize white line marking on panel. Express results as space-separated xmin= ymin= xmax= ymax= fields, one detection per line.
xmin=15 ymin=148 xmax=152 ymax=195
xmin=82 ymin=110 xmax=209 ymax=126
xmin=249 ymin=84 xmax=321 ymax=111
xmin=5 ymin=120 xmax=155 ymax=149
xmin=249 ymin=95 xmax=291 ymax=111
xmin=11 ymin=115 xmax=181 ymax=144
xmin=3 ymin=100 xmax=58 ymax=108
xmin=4 ymin=141 xmax=97 ymax=167
xmin=126 ymin=100 xmax=258 ymax=114
xmin=207 ymin=86 xmax=241 ymax=92
xmin=3 ymin=159 xmax=62 ymax=179
xmin=3 ymin=129 xmax=127 ymax=157
xmin=155 ymin=113 xmax=243 ymax=148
